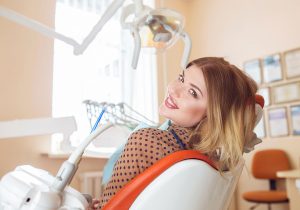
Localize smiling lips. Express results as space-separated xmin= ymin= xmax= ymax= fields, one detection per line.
xmin=165 ymin=95 xmax=179 ymax=109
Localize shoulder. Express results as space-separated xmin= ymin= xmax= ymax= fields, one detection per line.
xmin=125 ymin=127 xmax=168 ymax=147
xmin=130 ymin=127 xmax=166 ymax=139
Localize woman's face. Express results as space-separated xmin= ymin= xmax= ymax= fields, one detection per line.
xmin=159 ymin=65 xmax=208 ymax=127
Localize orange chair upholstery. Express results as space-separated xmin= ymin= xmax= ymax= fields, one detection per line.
xmin=255 ymin=94 xmax=264 ymax=109
xmin=242 ymin=149 xmax=291 ymax=210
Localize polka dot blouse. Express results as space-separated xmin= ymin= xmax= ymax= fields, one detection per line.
xmin=99 ymin=123 xmax=192 ymax=209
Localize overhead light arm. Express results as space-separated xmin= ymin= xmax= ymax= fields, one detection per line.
xmin=0 ymin=5 xmax=80 ymax=48
xmin=74 ymin=0 xmax=126 ymax=55
xmin=0 ymin=0 xmax=191 ymax=69
xmin=180 ymin=31 xmax=192 ymax=69
xmin=0 ymin=0 xmax=126 ymax=55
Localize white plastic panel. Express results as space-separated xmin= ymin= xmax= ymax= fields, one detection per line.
xmin=130 ymin=159 xmax=244 ymax=210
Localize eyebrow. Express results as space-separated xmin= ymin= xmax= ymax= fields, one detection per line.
xmin=183 ymin=70 xmax=204 ymax=97
xmin=189 ymin=83 xmax=203 ymax=97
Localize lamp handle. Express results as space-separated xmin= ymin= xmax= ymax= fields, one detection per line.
xmin=180 ymin=31 xmax=192 ymax=69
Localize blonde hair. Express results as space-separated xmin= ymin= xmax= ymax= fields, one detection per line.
xmin=187 ymin=57 xmax=258 ymax=171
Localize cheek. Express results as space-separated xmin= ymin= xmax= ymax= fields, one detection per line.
xmin=189 ymin=106 xmax=206 ymax=120
xmin=181 ymin=103 xmax=207 ymax=126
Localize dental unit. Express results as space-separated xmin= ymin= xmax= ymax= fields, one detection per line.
xmin=0 ymin=0 xmax=191 ymax=209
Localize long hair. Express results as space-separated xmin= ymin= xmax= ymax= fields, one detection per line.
xmin=187 ymin=57 xmax=258 ymax=171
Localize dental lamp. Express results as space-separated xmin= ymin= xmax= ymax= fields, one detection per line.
xmin=0 ymin=0 xmax=191 ymax=69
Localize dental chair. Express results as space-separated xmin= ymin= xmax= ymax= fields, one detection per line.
xmin=102 ymin=95 xmax=264 ymax=210
xmin=102 ymin=150 xmax=244 ymax=210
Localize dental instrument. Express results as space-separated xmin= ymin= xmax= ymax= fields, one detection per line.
xmin=0 ymin=0 xmax=191 ymax=69
xmin=91 ymin=106 xmax=107 ymax=133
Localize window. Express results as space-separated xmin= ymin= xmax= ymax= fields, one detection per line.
xmin=52 ymin=0 xmax=158 ymax=154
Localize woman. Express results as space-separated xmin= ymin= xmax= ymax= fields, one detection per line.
xmin=93 ymin=57 xmax=258 ymax=209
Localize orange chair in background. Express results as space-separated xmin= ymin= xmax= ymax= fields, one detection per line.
xmin=242 ymin=149 xmax=291 ymax=210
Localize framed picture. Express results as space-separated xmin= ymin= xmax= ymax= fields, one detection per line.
xmin=272 ymin=82 xmax=300 ymax=104
xmin=291 ymin=105 xmax=300 ymax=135
xmin=284 ymin=48 xmax=300 ymax=79
xmin=258 ymin=87 xmax=270 ymax=106
xmin=244 ymin=59 xmax=262 ymax=84
xmin=254 ymin=114 xmax=266 ymax=138
xmin=268 ymin=107 xmax=289 ymax=137
xmin=262 ymin=54 xmax=283 ymax=83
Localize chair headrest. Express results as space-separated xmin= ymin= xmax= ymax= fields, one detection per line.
xmin=255 ymin=94 xmax=264 ymax=108
xmin=243 ymin=94 xmax=265 ymax=153
xmin=254 ymin=94 xmax=264 ymax=126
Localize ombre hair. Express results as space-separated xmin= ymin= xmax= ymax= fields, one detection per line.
xmin=186 ymin=57 xmax=258 ymax=171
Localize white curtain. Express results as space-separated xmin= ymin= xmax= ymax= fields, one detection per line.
xmin=52 ymin=0 xmax=158 ymax=149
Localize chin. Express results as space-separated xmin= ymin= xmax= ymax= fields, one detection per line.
xmin=160 ymin=111 xmax=176 ymax=124
xmin=158 ymin=106 xmax=168 ymax=119
xmin=158 ymin=104 xmax=165 ymax=114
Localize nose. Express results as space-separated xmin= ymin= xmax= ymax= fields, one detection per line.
xmin=168 ymin=80 xmax=183 ymax=98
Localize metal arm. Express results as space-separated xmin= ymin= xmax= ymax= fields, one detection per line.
xmin=0 ymin=5 xmax=80 ymax=48
xmin=180 ymin=31 xmax=192 ymax=69
xmin=0 ymin=0 xmax=125 ymax=55
xmin=74 ymin=0 xmax=125 ymax=55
